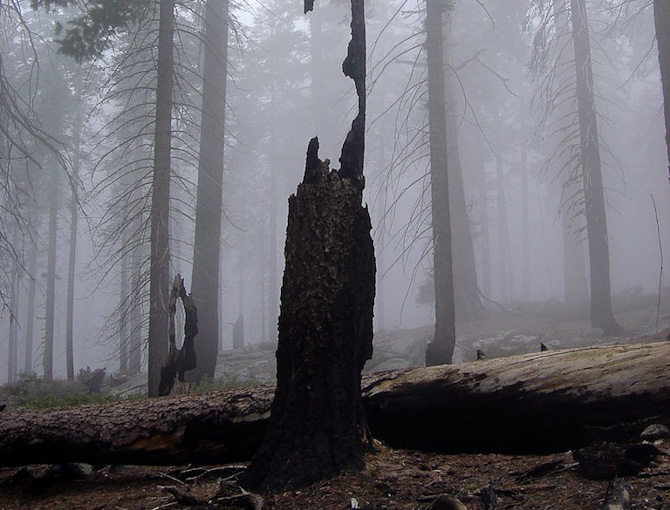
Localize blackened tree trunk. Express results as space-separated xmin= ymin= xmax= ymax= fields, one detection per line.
xmin=425 ymin=0 xmax=457 ymax=366
xmin=147 ymin=0 xmax=175 ymax=397
xmin=654 ymin=0 xmax=670 ymax=178
xmin=570 ymin=0 xmax=620 ymax=335
xmin=190 ymin=0 xmax=228 ymax=383
xmin=241 ymin=0 xmax=374 ymax=494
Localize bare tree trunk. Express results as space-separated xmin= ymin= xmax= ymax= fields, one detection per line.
xmin=128 ymin=232 xmax=143 ymax=376
xmin=43 ymin=166 xmax=59 ymax=382
xmin=8 ymin=249 xmax=18 ymax=384
xmin=443 ymin=11 xmax=486 ymax=321
xmin=495 ymin=156 xmax=514 ymax=304
xmin=65 ymin=84 xmax=82 ymax=382
xmin=147 ymin=0 xmax=175 ymax=397
xmin=425 ymin=0 xmax=456 ymax=366
xmin=520 ymin=109 xmax=531 ymax=302
xmin=477 ymin=156 xmax=492 ymax=299
xmin=242 ymin=0 xmax=373 ymax=493
xmin=654 ymin=0 xmax=670 ymax=179
xmin=570 ymin=0 xmax=620 ymax=334
xmin=24 ymin=237 xmax=37 ymax=374
xmin=190 ymin=0 xmax=229 ymax=383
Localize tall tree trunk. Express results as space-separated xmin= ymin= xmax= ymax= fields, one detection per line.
xmin=268 ymin=42 xmax=279 ymax=343
xmin=520 ymin=108 xmax=531 ymax=302
xmin=570 ymin=0 xmax=620 ymax=334
xmin=654 ymin=0 xmax=670 ymax=179
xmin=128 ymin=237 xmax=143 ymax=376
xmin=190 ymin=0 xmax=228 ymax=383
xmin=476 ymin=156 xmax=492 ymax=299
xmin=8 ymin=250 xmax=18 ymax=384
xmin=554 ymin=0 xmax=589 ymax=306
xmin=119 ymin=230 xmax=130 ymax=375
xmin=425 ymin=0 xmax=456 ymax=366
xmin=443 ymin=11 xmax=486 ymax=321
xmin=147 ymin=0 xmax=175 ymax=397
xmin=43 ymin=166 xmax=59 ymax=382
xmin=495 ymin=156 xmax=514 ymax=304
xmin=24 ymin=237 xmax=37 ymax=374
xmin=65 ymin=85 xmax=82 ymax=382
xmin=242 ymin=0 xmax=373 ymax=493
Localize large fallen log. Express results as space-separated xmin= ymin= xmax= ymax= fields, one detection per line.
xmin=1 ymin=342 xmax=669 ymax=466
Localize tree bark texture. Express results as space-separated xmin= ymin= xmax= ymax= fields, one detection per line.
xmin=148 ymin=0 xmax=175 ymax=397
xmin=570 ymin=0 xmax=620 ymax=335
xmin=241 ymin=0 xmax=372 ymax=494
xmin=425 ymin=0 xmax=457 ymax=366
xmin=654 ymin=0 xmax=670 ymax=180
xmin=2 ymin=342 xmax=669 ymax=466
xmin=241 ymin=144 xmax=376 ymax=493
xmin=190 ymin=0 xmax=228 ymax=383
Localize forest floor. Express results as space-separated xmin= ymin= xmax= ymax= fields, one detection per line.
xmin=1 ymin=300 xmax=670 ymax=509
xmin=0 ymin=441 xmax=669 ymax=509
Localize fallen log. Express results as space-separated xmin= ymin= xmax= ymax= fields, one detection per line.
xmin=1 ymin=342 xmax=669 ymax=466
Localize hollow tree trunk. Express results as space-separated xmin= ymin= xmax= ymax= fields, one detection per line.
xmin=2 ymin=341 xmax=669 ymax=466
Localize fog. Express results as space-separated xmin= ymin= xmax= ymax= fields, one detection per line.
xmin=1 ymin=0 xmax=668 ymax=384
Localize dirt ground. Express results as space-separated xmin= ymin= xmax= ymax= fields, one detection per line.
xmin=0 ymin=442 xmax=669 ymax=509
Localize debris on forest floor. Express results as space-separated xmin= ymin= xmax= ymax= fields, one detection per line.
xmin=1 ymin=442 xmax=669 ymax=509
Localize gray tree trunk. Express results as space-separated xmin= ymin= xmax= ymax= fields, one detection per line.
xmin=570 ymin=0 xmax=620 ymax=334
xmin=190 ymin=0 xmax=229 ymax=382
xmin=654 ymin=0 xmax=670 ymax=179
xmin=147 ymin=0 xmax=175 ymax=397
xmin=66 ymin=84 xmax=82 ymax=382
xmin=43 ymin=166 xmax=59 ymax=382
xmin=425 ymin=0 xmax=456 ymax=366
xmin=24 ymin=237 xmax=37 ymax=374
xmin=443 ymin=12 xmax=486 ymax=321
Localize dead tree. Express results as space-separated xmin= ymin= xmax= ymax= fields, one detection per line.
xmin=240 ymin=0 xmax=374 ymax=494
xmin=158 ymin=275 xmax=198 ymax=396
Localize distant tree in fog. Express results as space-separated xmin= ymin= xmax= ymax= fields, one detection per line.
xmin=424 ymin=0 xmax=457 ymax=366
xmin=190 ymin=0 xmax=229 ymax=382
xmin=530 ymin=0 xmax=621 ymax=334
xmin=654 ymin=0 xmax=670 ymax=177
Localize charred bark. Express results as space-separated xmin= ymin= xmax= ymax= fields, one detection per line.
xmin=158 ymin=275 xmax=198 ymax=397
xmin=1 ymin=342 xmax=670 ymax=466
xmin=241 ymin=0 xmax=372 ymax=493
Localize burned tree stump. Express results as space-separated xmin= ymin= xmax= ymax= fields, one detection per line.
xmin=241 ymin=0 xmax=372 ymax=494
xmin=241 ymin=141 xmax=375 ymax=493
xmin=158 ymin=275 xmax=198 ymax=396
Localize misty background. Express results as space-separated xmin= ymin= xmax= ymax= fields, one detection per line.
xmin=1 ymin=0 xmax=668 ymax=382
